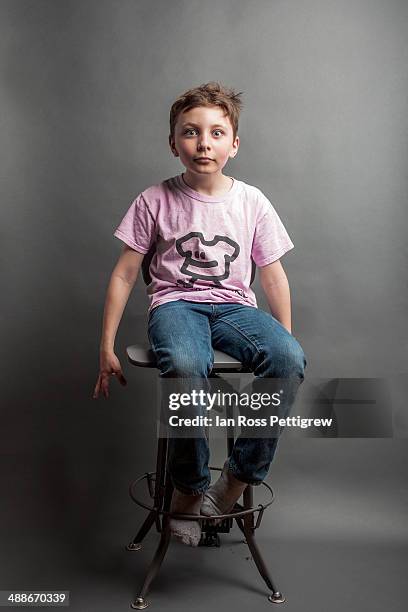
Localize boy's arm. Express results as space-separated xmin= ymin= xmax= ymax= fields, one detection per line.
xmin=93 ymin=245 xmax=145 ymax=399
xmin=99 ymin=245 xmax=145 ymax=351
xmin=258 ymin=259 xmax=292 ymax=334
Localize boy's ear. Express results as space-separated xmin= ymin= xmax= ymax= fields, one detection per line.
xmin=230 ymin=135 xmax=239 ymax=158
xmin=169 ymin=134 xmax=179 ymax=157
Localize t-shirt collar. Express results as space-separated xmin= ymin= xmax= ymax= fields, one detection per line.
xmin=173 ymin=173 xmax=238 ymax=202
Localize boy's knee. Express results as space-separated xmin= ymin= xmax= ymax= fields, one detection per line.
xmin=259 ymin=336 xmax=307 ymax=379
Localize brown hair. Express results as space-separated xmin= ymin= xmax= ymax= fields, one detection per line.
xmin=169 ymin=81 xmax=243 ymax=141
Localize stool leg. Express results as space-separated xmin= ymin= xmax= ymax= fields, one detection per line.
xmin=242 ymin=487 xmax=285 ymax=604
xmin=234 ymin=515 xmax=246 ymax=537
xmin=127 ymin=438 xmax=168 ymax=551
xmin=131 ymin=518 xmax=172 ymax=609
xmin=131 ymin=461 xmax=174 ymax=609
xmin=153 ymin=437 xmax=168 ymax=532
xmin=127 ymin=511 xmax=157 ymax=552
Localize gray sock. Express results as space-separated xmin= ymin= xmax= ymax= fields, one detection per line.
xmin=200 ymin=459 xmax=247 ymax=525
xmin=169 ymin=489 xmax=203 ymax=547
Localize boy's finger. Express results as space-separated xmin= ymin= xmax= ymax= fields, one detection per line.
xmin=101 ymin=379 xmax=109 ymax=398
xmin=117 ymin=371 xmax=127 ymax=386
xmin=93 ymin=377 xmax=101 ymax=399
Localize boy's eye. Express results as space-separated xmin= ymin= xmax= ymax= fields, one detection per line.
xmin=183 ymin=128 xmax=225 ymax=136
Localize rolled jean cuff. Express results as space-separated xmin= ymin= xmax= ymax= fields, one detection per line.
xmin=227 ymin=460 xmax=264 ymax=486
xmin=171 ymin=477 xmax=210 ymax=496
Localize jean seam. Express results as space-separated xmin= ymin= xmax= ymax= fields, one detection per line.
xmin=147 ymin=327 xmax=158 ymax=357
xmin=215 ymin=317 xmax=264 ymax=357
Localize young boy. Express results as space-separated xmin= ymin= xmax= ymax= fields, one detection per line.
xmin=93 ymin=82 xmax=306 ymax=547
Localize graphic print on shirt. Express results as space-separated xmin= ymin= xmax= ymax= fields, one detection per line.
xmin=175 ymin=232 xmax=240 ymax=288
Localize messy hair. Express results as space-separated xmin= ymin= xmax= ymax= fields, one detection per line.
xmin=169 ymin=81 xmax=243 ymax=141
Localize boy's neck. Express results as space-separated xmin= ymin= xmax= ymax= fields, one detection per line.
xmin=182 ymin=171 xmax=233 ymax=197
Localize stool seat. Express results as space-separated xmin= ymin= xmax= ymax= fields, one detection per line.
xmin=127 ymin=345 xmax=243 ymax=370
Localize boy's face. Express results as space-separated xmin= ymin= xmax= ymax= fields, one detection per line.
xmin=169 ymin=105 xmax=239 ymax=177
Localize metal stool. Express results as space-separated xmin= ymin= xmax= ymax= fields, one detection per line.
xmin=125 ymin=345 xmax=286 ymax=609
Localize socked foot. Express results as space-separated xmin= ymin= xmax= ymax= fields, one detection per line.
xmin=169 ymin=489 xmax=203 ymax=547
xmin=200 ymin=459 xmax=247 ymax=525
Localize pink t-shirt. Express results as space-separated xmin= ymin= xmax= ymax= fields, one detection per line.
xmin=114 ymin=173 xmax=294 ymax=313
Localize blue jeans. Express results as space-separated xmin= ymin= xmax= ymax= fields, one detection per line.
xmin=148 ymin=300 xmax=307 ymax=495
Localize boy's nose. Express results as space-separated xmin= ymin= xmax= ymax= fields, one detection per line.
xmin=197 ymin=139 xmax=210 ymax=150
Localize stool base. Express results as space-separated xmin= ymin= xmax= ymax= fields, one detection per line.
xmin=128 ymin=436 xmax=285 ymax=606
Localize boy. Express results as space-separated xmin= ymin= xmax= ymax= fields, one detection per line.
xmin=93 ymin=82 xmax=306 ymax=546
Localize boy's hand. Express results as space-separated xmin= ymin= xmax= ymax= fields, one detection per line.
xmin=93 ymin=350 xmax=127 ymax=399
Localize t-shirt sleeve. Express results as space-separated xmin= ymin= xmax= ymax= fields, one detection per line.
xmin=113 ymin=194 xmax=156 ymax=254
xmin=251 ymin=191 xmax=294 ymax=266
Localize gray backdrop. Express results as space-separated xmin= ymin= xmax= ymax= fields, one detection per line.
xmin=1 ymin=1 xmax=407 ymax=611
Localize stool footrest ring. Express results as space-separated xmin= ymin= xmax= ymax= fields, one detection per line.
xmin=129 ymin=469 xmax=274 ymax=524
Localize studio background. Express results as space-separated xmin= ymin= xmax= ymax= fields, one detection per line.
xmin=1 ymin=1 xmax=407 ymax=611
